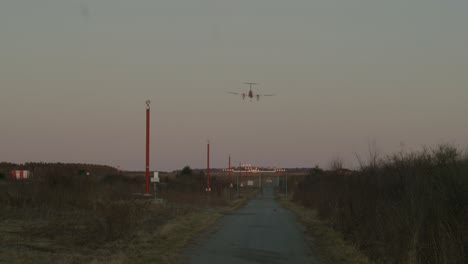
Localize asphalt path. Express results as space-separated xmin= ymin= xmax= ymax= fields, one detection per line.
xmin=183 ymin=185 xmax=318 ymax=264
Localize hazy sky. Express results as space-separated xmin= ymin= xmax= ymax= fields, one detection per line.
xmin=1 ymin=0 xmax=467 ymax=171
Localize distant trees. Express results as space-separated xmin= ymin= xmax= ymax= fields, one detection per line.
xmin=309 ymin=165 xmax=324 ymax=176
xmin=0 ymin=162 xmax=118 ymax=178
xmin=172 ymin=166 xmax=206 ymax=192
xmin=180 ymin=166 xmax=193 ymax=176
xmin=328 ymin=156 xmax=344 ymax=171
xmin=0 ymin=162 xmax=17 ymax=176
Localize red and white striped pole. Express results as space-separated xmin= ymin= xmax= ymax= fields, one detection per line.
xmin=145 ymin=100 xmax=151 ymax=194
xmin=206 ymin=141 xmax=211 ymax=192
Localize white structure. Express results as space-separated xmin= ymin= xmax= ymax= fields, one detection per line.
xmin=11 ymin=170 xmax=31 ymax=180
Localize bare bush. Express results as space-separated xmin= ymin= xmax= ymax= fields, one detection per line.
xmin=329 ymin=155 xmax=344 ymax=171
xmin=293 ymin=144 xmax=468 ymax=263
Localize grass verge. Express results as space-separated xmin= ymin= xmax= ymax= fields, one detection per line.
xmin=87 ymin=196 xmax=251 ymax=264
xmin=280 ymin=198 xmax=371 ymax=264
xmin=0 ymin=195 xmax=251 ymax=264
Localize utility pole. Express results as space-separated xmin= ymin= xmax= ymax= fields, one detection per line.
xmin=239 ymin=162 xmax=242 ymax=194
xmin=228 ymin=154 xmax=232 ymax=188
xmin=145 ymin=100 xmax=150 ymax=194
xmin=206 ymin=141 xmax=211 ymax=192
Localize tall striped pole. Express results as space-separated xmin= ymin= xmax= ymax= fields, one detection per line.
xmin=238 ymin=163 xmax=242 ymax=197
xmin=228 ymin=154 xmax=232 ymax=187
xmin=145 ymin=100 xmax=150 ymax=194
xmin=206 ymin=141 xmax=211 ymax=192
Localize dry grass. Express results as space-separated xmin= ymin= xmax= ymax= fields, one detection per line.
xmin=0 ymin=172 xmax=250 ymax=264
xmin=292 ymin=144 xmax=468 ymax=264
xmin=281 ymin=199 xmax=371 ymax=264
xmin=0 ymin=208 xmax=222 ymax=264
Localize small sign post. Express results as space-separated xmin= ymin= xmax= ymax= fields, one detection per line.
xmin=151 ymin=172 xmax=160 ymax=199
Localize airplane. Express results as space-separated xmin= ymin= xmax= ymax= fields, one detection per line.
xmin=228 ymin=83 xmax=275 ymax=101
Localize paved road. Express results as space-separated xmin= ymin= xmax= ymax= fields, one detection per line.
xmin=183 ymin=185 xmax=317 ymax=264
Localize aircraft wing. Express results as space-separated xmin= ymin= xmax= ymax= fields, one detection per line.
xmin=227 ymin=92 xmax=240 ymax=95
xmin=261 ymin=94 xmax=276 ymax=96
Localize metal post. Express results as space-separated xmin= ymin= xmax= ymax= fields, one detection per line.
xmin=145 ymin=100 xmax=150 ymax=194
xmin=285 ymin=172 xmax=288 ymax=196
xmin=206 ymin=141 xmax=211 ymax=192
xmin=237 ymin=172 xmax=239 ymax=197
xmin=259 ymin=173 xmax=263 ymax=196
xmin=153 ymin=182 xmax=157 ymax=199
xmin=239 ymin=163 xmax=242 ymax=192
xmin=228 ymin=154 xmax=232 ymax=187
xmin=259 ymin=173 xmax=262 ymax=188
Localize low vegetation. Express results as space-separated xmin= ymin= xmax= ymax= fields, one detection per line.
xmin=0 ymin=162 xmax=119 ymax=179
xmin=281 ymin=199 xmax=370 ymax=264
xmin=292 ymin=145 xmax=468 ymax=264
xmin=0 ymin=166 xmax=247 ymax=263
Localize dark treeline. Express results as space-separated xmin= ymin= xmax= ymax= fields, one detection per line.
xmin=169 ymin=165 xmax=236 ymax=192
xmin=0 ymin=162 xmax=118 ymax=178
xmin=292 ymin=145 xmax=468 ymax=264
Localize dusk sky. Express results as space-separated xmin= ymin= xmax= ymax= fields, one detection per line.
xmin=1 ymin=0 xmax=467 ymax=171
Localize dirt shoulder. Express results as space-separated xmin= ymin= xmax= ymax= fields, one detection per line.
xmin=279 ymin=198 xmax=371 ymax=264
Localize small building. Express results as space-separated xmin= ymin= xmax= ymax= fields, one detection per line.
xmin=11 ymin=170 xmax=31 ymax=180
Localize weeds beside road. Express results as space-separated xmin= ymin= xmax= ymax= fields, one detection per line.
xmin=291 ymin=145 xmax=468 ymax=264
xmin=0 ymin=173 xmax=255 ymax=264
xmin=280 ymin=198 xmax=370 ymax=264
